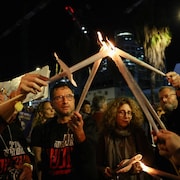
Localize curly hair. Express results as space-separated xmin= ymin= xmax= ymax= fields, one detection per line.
xmin=100 ymin=96 xmax=144 ymax=133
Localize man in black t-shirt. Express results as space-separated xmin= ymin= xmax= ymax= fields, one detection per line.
xmin=31 ymin=81 xmax=98 ymax=180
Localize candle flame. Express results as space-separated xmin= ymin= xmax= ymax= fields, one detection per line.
xmin=97 ymin=32 xmax=116 ymax=58
xmin=139 ymin=161 xmax=180 ymax=180
xmin=139 ymin=162 xmax=154 ymax=173
xmin=97 ymin=31 xmax=103 ymax=44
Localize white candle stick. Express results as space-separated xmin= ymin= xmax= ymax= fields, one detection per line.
xmin=112 ymin=53 xmax=160 ymax=133
xmin=52 ymin=46 xmax=109 ymax=86
xmin=140 ymin=162 xmax=180 ymax=180
xmin=75 ymin=59 xmax=102 ymax=112
xmin=114 ymin=154 xmax=142 ymax=172
xmin=115 ymin=47 xmax=166 ymax=76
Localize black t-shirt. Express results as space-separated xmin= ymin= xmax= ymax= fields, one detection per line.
xmin=0 ymin=122 xmax=31 ymax=178
xmin=31 ymin=117 xmax=98 ymax=180
xmin=161 ymin=103 xmax=180 ymax=135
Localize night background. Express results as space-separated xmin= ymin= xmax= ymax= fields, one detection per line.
xmin=0 ymin=0 xmax=180 ymax=82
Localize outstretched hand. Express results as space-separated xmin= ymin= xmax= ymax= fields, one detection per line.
xmin=166 ymin=71 xmax=180 ymax=89
xmin=11 ymin=74 xmax=48 ymax=98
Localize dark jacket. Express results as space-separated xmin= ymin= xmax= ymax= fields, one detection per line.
xmin=96 ymin=125 xmax=155 ymax=180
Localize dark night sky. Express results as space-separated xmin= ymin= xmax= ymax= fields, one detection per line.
xmin=0 ymin=0 xmax=180 ymax=81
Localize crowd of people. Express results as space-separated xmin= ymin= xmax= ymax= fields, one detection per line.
xmin=0 ymin=71 xmax=180 ymax=180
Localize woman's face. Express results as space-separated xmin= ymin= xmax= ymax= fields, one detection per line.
xmin=41 ymin=102 xmax=55 ymax=121
xmin=116 ymin=103 xmax=133 ymax=128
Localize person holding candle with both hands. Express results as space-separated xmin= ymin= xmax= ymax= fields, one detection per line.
xmin=96 ymin=96 xmax=155 ymax=180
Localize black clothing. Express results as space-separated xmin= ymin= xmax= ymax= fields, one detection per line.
xmin=31 ymin=116 xmax=98 ymax=180
xmin=161 ymin=102 xmax=180 ymax=135
xmin=96 ymin=125 xmax=155 ymax=180
xmin=0 ymin=122 xmax=32 ymax=179
xmin=155 ymin=101 xmax=180 ymax=178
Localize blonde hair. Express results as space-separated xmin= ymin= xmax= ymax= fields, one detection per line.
xmin=32 ymin=100 xmax=51 ymax=128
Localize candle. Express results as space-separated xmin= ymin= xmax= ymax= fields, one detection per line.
xmin=75 ymin=59 xmax=102 ymax=112
xmin=111 ymin=53 xmax=160 ymax=133
xmin=140 ymin=162 xmax=180 ymax=180
xmin=52 ymin=45 xmax=110 ymax=86
xmin=114 ymin=154 xmax=142 ymax=172
xmin=112 ymin=48 xmax=167 ymax=130
xmin=115 ymin=47 xmax=166 ymax=77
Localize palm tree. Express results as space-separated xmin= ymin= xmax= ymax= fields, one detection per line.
xmin=143 ymin=26 xmax=171 ymax=104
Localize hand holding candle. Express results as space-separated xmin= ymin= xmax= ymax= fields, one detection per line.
xmin=114 ymin=154 xmax=143 ymax=174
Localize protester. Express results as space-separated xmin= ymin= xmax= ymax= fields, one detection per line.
xmin=31 ymin=100 xmax=55 ymax=130
xmin=91 ymin=95 xmax=107 ymax=131
xmin=31 ymin=81 xmax=98 ymax=180
xmin=0 ymin=77 xmax=41 ymax=179
xmin=29 ymin=100 xmax=55 ymax=144
xmin=158 ymin=86 xmax=180 ymax=135
xmin=96 ymin=96 xmax=154 ymax=180
xmin=154 ymin=72 xmax=180 ymax=177
xmin=30 ymin=100 xmax=55 ymax=179
xmin=0 ymin=73 xmax=48 ymax=127
xmin=80 ymin=99 xmax=91 ymax=120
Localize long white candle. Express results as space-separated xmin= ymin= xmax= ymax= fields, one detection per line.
xmin=115 ymin=47 xmax=166 ymax=76
xmin=112 ymin=53 xmax=160 ymax=133
xmin=75 ymin=59 xmax=102 ymax=112
xmin=114 ymin=48 xmax=166 ymax=129
xmin=52 ymin=46 xmax=109 ymax=86
xmin=114 ymin=154 xmax=142 ymax=172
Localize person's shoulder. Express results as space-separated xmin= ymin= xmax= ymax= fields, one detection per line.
xmin=42 ymin=117 xmax=57 ymax=129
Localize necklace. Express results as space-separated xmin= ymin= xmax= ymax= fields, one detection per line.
xmin=0 ymin=125 xmax=13 ymax=157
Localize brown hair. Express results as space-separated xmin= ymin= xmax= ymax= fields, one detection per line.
xmin=100 ymin=96 xmax=144 ymax=133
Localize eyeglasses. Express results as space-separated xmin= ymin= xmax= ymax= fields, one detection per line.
xmin=53 ymin=94 xmax=74 ymax=102
xmin=118 ymin=110 xmax=133 ymax=117
xmin=159 ymin=94 xmax=176 ymax=101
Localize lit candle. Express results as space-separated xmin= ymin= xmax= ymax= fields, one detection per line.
xmin=115 ymin=47 xmax=166 ymax=77
xmin=140 ymin=162 xmax=180 ymax=180
xmin=114 ymin=154 xmax=142 ymax=172
xmin=112 ymin=48 xmax=167 ymax=130
xmin=111 ymin=52 xmax=160 ymax=133
xmin=75 ymin=59 xmax=102 ymax=112
xmin=52 ymin=45 xmax=110 ymax=86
